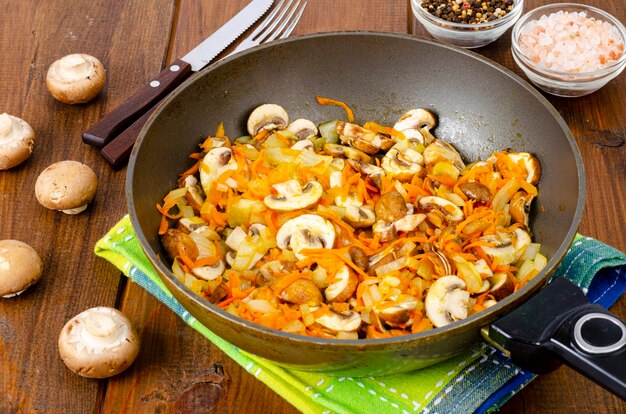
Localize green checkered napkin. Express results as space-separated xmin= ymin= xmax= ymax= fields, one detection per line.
xmin=95 ymin=216 xmax=626 ymax=414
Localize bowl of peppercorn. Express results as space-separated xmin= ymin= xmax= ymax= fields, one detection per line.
xmin=411 ymin=0 xmax=524 ymax=48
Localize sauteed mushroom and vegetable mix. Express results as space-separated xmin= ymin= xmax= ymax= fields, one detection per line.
xmin=156 ymin=97 xmax=545 ymax=339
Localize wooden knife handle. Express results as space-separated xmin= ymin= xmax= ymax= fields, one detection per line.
xmin=99 ymin=105 xmax=158 ymax=170
xmin=82 ymin=59 xmax=192 ymax=148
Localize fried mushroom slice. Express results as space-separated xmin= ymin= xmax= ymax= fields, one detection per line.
xmin=247 ymin=103 xmax=289 ymax=136
xmin=336 ymin=121 xmax=394 ymax=154
xmin=375 ymin=191 xmax=408 ymax=222
xmin=275 ymin=214 xmax=335 ymax=260
xmin=393 ymin=109 xmax=437 ymax=144
xmin=425 ymin=275 xmax=470 ymax=328
xmin=264 ymin=179 xmax=323 ymax=211
xmin=287 ymin=118 xmax=318 ymax=140
xmin=423 ymin=139 xmax=465 ymax=171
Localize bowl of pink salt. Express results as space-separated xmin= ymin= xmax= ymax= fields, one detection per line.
xmin=511 ymin=3 xmax=626 ymax=97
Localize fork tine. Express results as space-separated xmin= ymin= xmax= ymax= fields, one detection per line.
xmin=255 ymin=0 xmax=295 ymax=43
xmin=248 ymin=0 xmax=286 ymax=38
xmin=278 ymin=1 xmax=306 ymax=39
xmin=265 ymin=0 xmax=305 ymax=42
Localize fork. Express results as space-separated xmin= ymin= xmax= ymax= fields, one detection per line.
xmin=230 ymin=0 xmax=307 ymax=55
xmin=99 ymin=0 xmax=307 ymax=169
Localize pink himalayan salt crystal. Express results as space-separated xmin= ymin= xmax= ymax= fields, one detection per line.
xmin=518 ymin=11 xmax=624 ymax=73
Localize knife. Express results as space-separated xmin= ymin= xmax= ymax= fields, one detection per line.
xmin=83 ymin=0 xmax=273 ymax=148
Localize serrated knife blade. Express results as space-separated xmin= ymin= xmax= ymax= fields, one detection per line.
xmin=183 ymin=0 xmax=274 ymax=71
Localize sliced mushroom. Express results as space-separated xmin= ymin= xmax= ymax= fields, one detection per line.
xmin=346 ymin=159 xmax=384 ymax=190
xmin=316 ymin=310 xmax=362 ymax=332
xmin=58 ymin=307 xmax=139 ymax=378
xmin=290 ymin=139 xmax=315 ymax=151
xmin=287 ymin=118 xmax=318 ymax=140
xmin=425 ymin=275 xmax=471 ymax=328
xmin=418 ymin=196 xmax=464 ymax=223
xmin=393 ymin=109 xmax=437 ymax=143
xmin=422 ymin=251 xmax=455 ymax=277
xmin=183 ymin=175 xmax=205 ymax=214
xmin=46 ymin=53 xmax=106 ymax=104
xmin=376 ymin=298 xmax=418 ymax=326
xmin=394 ymin=213 xmax=427 ymax=232
xmin=336 ymin=121 xmax=394 ymax=154
xmin=489 ymin=272 xmax=515 ymax=301
xmin=478 ymin=228 xmax=532 ymax=265
xmin=509 ymin=190 xmax=531 ymax=227
xmin=423 ymin=140 xmax=465 ymax=171
xmin=0 ymin=113 xmax=35 ymax=170
xmin=279 ymin=278 xmax=323 ymax=305
xmin=199 ymin=147 xmax=238 ymax=194
xmin=375 ymin=191 xmax=408 ymax=222
xmin=458 ymin=181 xmax=491 ymax=204
xmin=0 ymin=240 xmax=43 ymax=298
xmin=276 ymin=214 xmax=335 ymax=260
xmin=264 ymin=179 xmax=323 ymax=211
xmin=35 ymin=160 xmax=98 ymax=214
xmin=349 ymin=246 xmax=369 ymax=272
xmin=323 ymin=143 xmax=372 ymax=163
xmin=505 ymin=152 xmax=542 ymax=185
xmin=372 ymin=220 xmax=398 ymax=243
xmin=381 ymin=139 xmax=424 ymax=181
xmin=344 ymin=205 xmax=376 ymax=228
xmin=161 ymin=229 xmax=199 ymax=262
xmin=247 ymin=103 xmax=289 ymax=136
xmin=192 ymin=260 xmax=226 ymax=281
xmin=324 ymin=264 xmax=358 ymax=303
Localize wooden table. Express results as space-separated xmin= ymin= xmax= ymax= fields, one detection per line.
xmin=1 ymin=1 xmax=624 ymax=412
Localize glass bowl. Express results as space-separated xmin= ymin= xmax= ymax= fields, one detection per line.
xmin=511 ymin=3 xmax=626 ymax=97
xmin=411 ymin=0 xmax=524 ymax=48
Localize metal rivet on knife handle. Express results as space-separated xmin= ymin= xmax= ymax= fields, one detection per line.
xmin=82 ymin=59 xmax=193 ymax=148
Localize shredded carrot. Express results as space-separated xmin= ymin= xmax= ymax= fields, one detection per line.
xmin=316 ymin=96 xmax=355 ymax=122
xmin=363 ymin=121 xmax=406 ymax=140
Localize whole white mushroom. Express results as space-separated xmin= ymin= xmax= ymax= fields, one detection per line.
xmin=58 ymin=307 xmax=140 ymax=378
xmin=46 ymin=53 xmax=106 ymax=104
xmin=0 ymin=113 xmax=35 ymax=170
xmin=0 ymin=240 xmax=43 ymax=297
xmin=35 ymin=160 xmax=98 ymax=214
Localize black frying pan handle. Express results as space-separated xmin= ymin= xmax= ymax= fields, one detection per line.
xmin=488 ymin=277 xmax=626 ymax=400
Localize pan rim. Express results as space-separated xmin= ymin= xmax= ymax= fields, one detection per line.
xmin=127 ymin=31 xmax=586 ymax=349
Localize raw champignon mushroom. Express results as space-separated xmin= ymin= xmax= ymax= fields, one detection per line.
xmin=35 ymin=160 xmax=98 ymax=214
xmin=425 ymin=275 xmax=471 ymax=328
xmin=58 ymin=307 xmax=139 ymax=378
xmin=0 ymin=240 xmax=43 ymax=298
xmin=0 ymin=113 xmax=35 ymax=170
xmin=247 ymin=103 xmax=289 ymax=136
xmin=46 ymin=53 xmax=106 ymax=104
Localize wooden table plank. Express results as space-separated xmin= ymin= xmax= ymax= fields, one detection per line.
xmin=0 ymin=1 xmax=176 ymax=413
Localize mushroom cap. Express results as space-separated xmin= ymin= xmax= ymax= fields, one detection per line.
xmin=35 ymin=160 xmax=98 ymax=213
xmin=58 ymin=306 xmax=140 ymax=378
xmin=0 ymin=113 xmax=35 ymax=170
xmin=0 ymin=240 xmax=43 ymax=297
xmin=46 ymin=53 xmax=106 ymax=104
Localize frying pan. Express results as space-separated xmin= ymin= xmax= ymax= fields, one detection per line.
xmin=126 ymin=32 xmax=625 ymax=396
